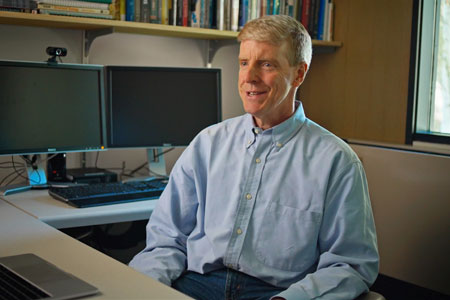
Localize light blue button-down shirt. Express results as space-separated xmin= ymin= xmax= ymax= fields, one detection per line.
xmin=129 ymin=102 xmax=379 ymax=300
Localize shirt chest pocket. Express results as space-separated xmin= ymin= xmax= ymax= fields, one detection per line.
xmin=255 ymin=202 xmax=322 ymax=271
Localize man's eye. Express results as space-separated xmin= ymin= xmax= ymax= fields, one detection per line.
xmin=263 ymin=62 xmax=272 ymax=68
xmin=240 ymin=61 xmax=248 ymax=67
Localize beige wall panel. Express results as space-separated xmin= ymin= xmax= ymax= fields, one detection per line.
xmin=352 ymin=143 xmax=450 ymax=295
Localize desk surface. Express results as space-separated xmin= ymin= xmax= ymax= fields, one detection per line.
xmin=1 ymin=189 xmax=157 ymax=229
xmin=0 ymin=200 xmax=189 ymax=299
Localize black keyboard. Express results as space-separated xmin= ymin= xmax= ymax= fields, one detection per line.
xmin=48 ymin=179 xmax=167 ymax=208
xmin=0 ymin=263 xmax=50 ymax=300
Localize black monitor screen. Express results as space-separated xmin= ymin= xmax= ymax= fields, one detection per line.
xmin=0 ymin=60 xmax=106 ymax=156
xmin=106 ymin=66 xmax=222 ymax=148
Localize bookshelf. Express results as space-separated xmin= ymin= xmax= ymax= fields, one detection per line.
xmin=0 ymin=11 xmax=342 ymax=59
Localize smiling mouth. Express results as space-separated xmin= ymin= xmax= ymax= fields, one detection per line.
xmin=247 ymin=91 xmax=266 ymax=96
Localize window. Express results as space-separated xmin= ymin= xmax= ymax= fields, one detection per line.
xmin=413 ymin=0 xmax=450 ymax=144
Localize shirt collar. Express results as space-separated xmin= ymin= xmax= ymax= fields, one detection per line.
xmin=243 ymin=101 xmax=307 ymax=148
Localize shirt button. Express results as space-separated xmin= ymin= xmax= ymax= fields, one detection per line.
xmin=246 ymin=193 xmax=252 ymax=200
xmin=236 ymin=228 xmax=243 ymax=235
xmin=248 ymin=140 xmax=252 ymax=145
xmin=276 ymin=142 xmax=283 ymax=148
xmin=254 ymin=128 xmax=260 ymax=134
xmin=255 ymin=158 xmax=261 ymax=163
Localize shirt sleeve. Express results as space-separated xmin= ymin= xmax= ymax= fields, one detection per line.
xmin=128 ymin=144 xmax=200 ymax=286
xmin=273 ymin=161 xmax=379 ymax=300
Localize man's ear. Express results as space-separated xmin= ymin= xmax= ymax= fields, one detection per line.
xmin=293 ymin=62 xmax=308 ymax=87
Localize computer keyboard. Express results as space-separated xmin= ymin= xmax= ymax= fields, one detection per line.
xmin=48 ymin=179 xmax=167 ymax=208
xmin=0 ymin=263 xmax=50 ymax=300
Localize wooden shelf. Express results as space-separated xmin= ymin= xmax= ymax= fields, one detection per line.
xmin=0 ymin=11 xmax=342 ymax=47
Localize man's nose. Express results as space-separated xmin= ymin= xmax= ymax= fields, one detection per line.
xmin=244 ymin=65 xmax=259 ymax=83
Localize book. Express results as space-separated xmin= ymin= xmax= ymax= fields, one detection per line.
xmin=230 ymin=0 xmax=238 ymax=31
xmin=73 ymin=0 xmax=112 ymax=4
xmin=149 ymin=0 xmax=158 ymax=23
xmin=217 ymin=0 xmax=224 ymax=30
xmin=300 ymin=0 xmax=310 ymax=31
xmin=191 ymin=0 xmax=200 ymax=27
xmin=119 ymin=0 xmax=125 ymax=20
xmin=125 ymin=0 xmax=133 ymax=20
xmin=317 ymin=0 xmax=325 ymax=40
xmin=134 ymin=0 xmax=141 ymax=21
xmin=37 ymin=0 xmax=110 ymax=9
xmin=37 ymin=3 xmax=110 ymax=14
xmin=141 ymin=0 xmax=149 ymax=22
xmin=39 ymin=7 xmax=113 ymax=18
xmin=182 ymin=0 xmax=188 ymax=26
xmin=161 ymin=0 xmax=168 ymax=24
xmin=286 ymin=0 xmax=294 ymax=16
xmin=326 ymin=0 xmax=333 ymax=41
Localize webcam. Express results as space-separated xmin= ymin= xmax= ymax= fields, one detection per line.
xmin=46 ymin=47 xmax=67 ymax=63
xmin=46 ymin=47 xmax=67 ymax=57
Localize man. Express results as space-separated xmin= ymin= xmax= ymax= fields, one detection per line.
xmin=129 ymin=15 xmax=379 ymax=300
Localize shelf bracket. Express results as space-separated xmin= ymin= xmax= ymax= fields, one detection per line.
xmin=84 ymin=28 xmax=114 ymax=59
xmin=206 ymin=39 xmax=237 ymax=67
xmin=313 ymin=44 xmax=340 ymax=54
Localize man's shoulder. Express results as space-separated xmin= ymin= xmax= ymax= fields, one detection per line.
xmin=301 ymin=118 xmax=359 ymax=164
xmin=197 ymin=114 xmax=247 ymax=139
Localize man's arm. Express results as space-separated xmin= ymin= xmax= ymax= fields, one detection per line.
xmin=128 ymin=147 xmax=199 ymax=286
xmin=274 ymin=161 xmax=379 ymax=300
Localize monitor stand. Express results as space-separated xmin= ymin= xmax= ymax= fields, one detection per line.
xmin=0 ymin=155 xmax=48 ymax=196
xmin=147 ymin=147 xmax=167 ymax=178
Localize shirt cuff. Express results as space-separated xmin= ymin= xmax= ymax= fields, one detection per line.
xmin=271 ymin=286 xmax=310 ymax=300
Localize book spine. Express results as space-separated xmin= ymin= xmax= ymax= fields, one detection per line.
xmin=149 ymin=0 xmax=157 ymax=22
xmin=272 ymin=0 xmax=279 ymax=15
xmin=119 ymin=0 xmax=125 ymax=19
xmin=39 ymin=8 xmax=113 ymax=18
xmin=162 ymin=0 xmax=168 ymax=24
xmin=322 ymin=0 xmax=329 ymax=40
xmin=135 ymin=0 xmax=141 ymax=21
xmin=72 ymin=0 xmax=112 ymax=4
xmin=217 ymin=0 xmax=224 ymax=30
xmin=191 ymin=0 xmax=199 ymax=26
xmin=296 ymin=0 xmax=302 ymax=21
xmin=238 ymin=0 xmax=246 ymax=29
xmin=311 ymin=0 xmax=320 ymax=39
xmin=327 ymin=0 xmax=333 ymax=41
xmin=37 ymin=3 xmax=110 ymax=14
xmin=141 ymin=0 xmax=149 ymax=22
xmin=125 ymin=0 xmax=134 ymax=20
xmin=37 ymin=0 xmax=109 ymax=9
xmin=181 ymin=0 xmax=187 ymax=26
xmin=317 ymin=0 xmax=325 ymax=40
xmin=286 ymin=0 xmax=293 ymax=16
xmin=301 ymin=0 xmax=309 ymax=31
xmin=230 ymin=0 xmax=238 ymax=31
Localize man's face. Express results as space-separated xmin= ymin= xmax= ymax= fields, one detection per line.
xmin=238 ymin=39 xmax=305 ymax=129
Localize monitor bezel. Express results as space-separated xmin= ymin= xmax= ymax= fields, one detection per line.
xmin=104 ymin=65 xmax=222 ymax=149
xmin=0 ymin=59 xmax=107 ymax=156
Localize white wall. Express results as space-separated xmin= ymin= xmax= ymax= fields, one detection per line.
xmin=351 ymin=143 xmax=450 ymax=295
xmin=0 ymin=24 xmax=244 ymax=181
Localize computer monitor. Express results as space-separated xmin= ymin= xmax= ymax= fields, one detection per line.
xmin=105 ymin=66 xmax=222 ymax=176
xmin=0 ymin=60 xmax=106 ymax=192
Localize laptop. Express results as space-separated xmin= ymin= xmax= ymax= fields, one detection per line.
xmin=0 ymin=253 xmax=99 ymax=300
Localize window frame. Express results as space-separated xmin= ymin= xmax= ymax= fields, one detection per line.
xmin=408 ymin=0 xmax=450 ymax=145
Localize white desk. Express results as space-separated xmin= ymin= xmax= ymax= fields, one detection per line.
xmin=0 ymin=199 xmax=190 ymax=299
xmin=1 ymin=189 xmax=157 ymax=229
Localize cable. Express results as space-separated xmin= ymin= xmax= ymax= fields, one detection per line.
xmin=12 ymin=156 xmax=41 ymax=185
xmin=4 ymin=170 xmax=25 ymax=186
xmin=126 ymin=148 xmax=175 ymax=177
xmin=95 ymin=151 xmax=100 ymax=169
xmin=0 ymin=170 xmax=19 ymax=186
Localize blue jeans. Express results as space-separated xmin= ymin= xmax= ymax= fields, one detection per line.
xmin=172 ymin=268 xmax=285 ymax=300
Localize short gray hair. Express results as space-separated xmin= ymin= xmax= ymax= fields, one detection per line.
xmin=237 ymin=15 xmax=312 ymax=67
